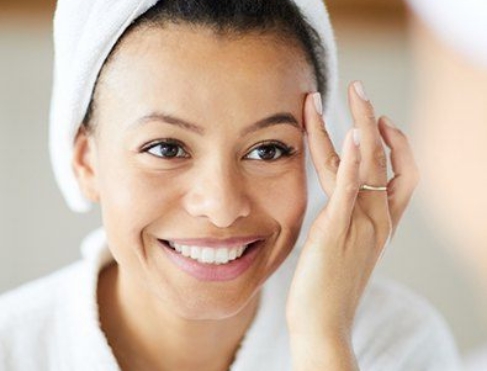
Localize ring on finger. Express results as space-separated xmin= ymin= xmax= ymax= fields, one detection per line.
xmin=359 ymin=184 xmax=388 ymax=192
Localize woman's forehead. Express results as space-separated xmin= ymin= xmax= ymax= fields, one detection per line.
xmin=100 ymin=24 xmax=314 ymax=90
xmin=95 ymin=24 xmax=315 ymax=125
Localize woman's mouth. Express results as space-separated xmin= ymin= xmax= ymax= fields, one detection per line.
xmin=157 ymin=238 xmax=264 ymax=281
xmin=165 ymin=241 xmax=250 ymax=265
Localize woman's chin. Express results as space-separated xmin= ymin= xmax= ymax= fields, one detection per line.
xmin=157 ymin=286 xmax=262 ymax=322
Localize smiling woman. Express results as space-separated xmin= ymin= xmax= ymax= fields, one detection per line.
xmin=0 ymin=1 xmax=462 ymax=371
xmin=78 ymin=24 xmax=312 ymax=341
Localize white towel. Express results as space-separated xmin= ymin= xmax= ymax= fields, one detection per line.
xmin=49 ymin=0 xmax=343 ymax=213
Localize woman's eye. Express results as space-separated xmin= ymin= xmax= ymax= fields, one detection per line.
xmin=245 ymin=143 xmax=293 ymax=161
xmin=144 ymin=141 xmax=188 ymax=159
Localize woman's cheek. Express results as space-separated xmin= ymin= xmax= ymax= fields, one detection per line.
xmin=97 ymin=155 xmax=182 ymax=238
xmin=252 ymin=163 xmax=307 ymax=234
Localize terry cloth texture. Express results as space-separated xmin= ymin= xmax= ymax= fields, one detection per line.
xmin=0 ymin=228 xmax=463 ymax=371
xmin=49 ymin=0 xmax=340 ymax=213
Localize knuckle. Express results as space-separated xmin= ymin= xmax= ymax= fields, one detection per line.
xmin=373 ymin=147 xmax=388 ymax=170
xmin=366 ymin=112 xmax=376 ymax=122
xmin=324 ymin=152 xmax=341 ymax=172
xmin=363 ymin=106 xmax=377 ymax=122
xmin=351 ymin=156 xmax=361 ymax=168
xmin=316 ymin=124 xmax=330 ymax=138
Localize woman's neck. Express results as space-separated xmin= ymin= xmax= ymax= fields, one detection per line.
xmin=98 ymin=263 xmax=261 ymax=371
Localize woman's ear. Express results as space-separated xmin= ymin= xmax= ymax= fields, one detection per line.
xmin=72 ymin=126 xmax=100 ymax=203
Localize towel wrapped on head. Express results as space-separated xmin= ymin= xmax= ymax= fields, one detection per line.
xmin=49 ymin=0 xmax=341 ymax=214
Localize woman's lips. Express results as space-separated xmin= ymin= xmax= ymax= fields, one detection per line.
xmin=158 ymin=238 xmax=264 ymax=282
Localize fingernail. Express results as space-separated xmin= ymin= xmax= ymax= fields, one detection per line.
xmin=382 ymin=116 xmax=396 ymax=129
xmin=353 ymin=81 xmax=369 ymax=102
xmin=353 ymin=128 xmax=361 ymax=146
xmin=312 ymin=92 xmax=323 ymax=115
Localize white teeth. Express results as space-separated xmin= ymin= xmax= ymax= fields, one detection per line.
xmin=201 ymin=248 xmax=214 ymax=263
xmin=168 ymin=242 xmax=250 ymax=265
xmin=190 ymin=247 xmax=201 ymax=260
xmin=215 ymin=248 xmax=229 ymax=264
xmin=181 ymin=245 xmax=191 ymax=257
xmin=228 ymin=249 xmax=237 ymax=261
xmin=190 ymin=247 xmax=199 ymax=260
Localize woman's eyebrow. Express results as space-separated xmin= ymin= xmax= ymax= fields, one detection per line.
xmin=131 ymin=113 xmax=205 ymax=135
xmin=131 ymin=112 xmax=301 ymax=135
xmin=242 ymin=113 xmax=301 ymax=135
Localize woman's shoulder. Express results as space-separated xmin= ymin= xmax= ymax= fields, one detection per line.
xmin=354 ymin=277 xmax=462 ymax=370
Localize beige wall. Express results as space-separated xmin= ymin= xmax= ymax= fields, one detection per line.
xmin=0 ymin=16 xmax=101 ymax=290
xmin=0 ymin=7 xmax=485 ymax=355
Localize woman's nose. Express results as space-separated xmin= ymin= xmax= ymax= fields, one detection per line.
xmin=183 ymin=164 xmax=251 ymax=228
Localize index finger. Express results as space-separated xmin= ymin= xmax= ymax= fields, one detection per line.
xmin=304 ymin=92 xmax=340 ymax=196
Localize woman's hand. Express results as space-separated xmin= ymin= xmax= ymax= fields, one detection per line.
xmin=286 ymin=81 xmax=419 ymax=371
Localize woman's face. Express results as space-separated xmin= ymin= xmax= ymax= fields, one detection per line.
xmin=77 ymin=24 xmax=315 ymax=319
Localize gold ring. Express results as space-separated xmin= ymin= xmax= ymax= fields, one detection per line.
xmin=359 ymin=184 xmax=388 ymax=192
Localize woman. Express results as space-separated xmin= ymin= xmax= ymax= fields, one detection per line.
xmin=0 ymin=0 xmax=461 ymax=370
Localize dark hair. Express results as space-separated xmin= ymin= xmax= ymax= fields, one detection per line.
xmin=83 ymin=0 xmax=327 ymax=130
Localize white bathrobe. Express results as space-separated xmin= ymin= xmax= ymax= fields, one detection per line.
xmin=0 ymin=228 xmax=462 ymax=371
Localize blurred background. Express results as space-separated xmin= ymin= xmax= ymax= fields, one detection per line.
xmin=1 ymin=0 xmax=485 ymax=357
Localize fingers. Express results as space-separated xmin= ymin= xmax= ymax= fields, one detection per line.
xmin=348 ymin=81 xmax=389 ymax=217
xmin=304 ymin=92 xmax=340 ymax=196
xmin=378 ymin=116 xmax=420 ymax=233
xmin=305 ymin=84 xmax=417 ymax=242
xmin=348 ymin=81 xmax=388 ymax=188
xmin=325 ymin=129 xmax=361 ymax=230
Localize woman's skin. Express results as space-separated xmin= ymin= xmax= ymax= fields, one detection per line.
xmin=73 ymin=24 xmax=418 ymax=371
